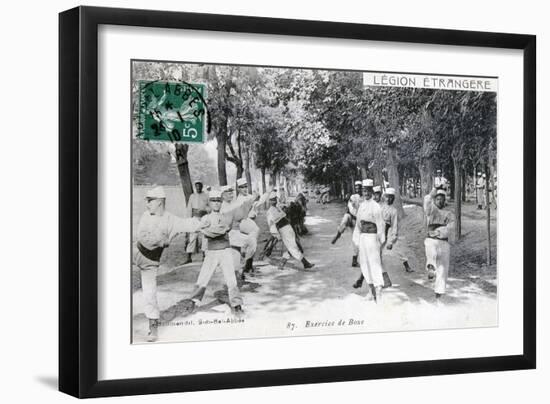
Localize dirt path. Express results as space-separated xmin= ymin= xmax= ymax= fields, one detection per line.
xmin=132 ymin=199 xmax=498 ymax=343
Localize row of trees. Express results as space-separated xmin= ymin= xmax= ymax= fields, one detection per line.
xmin=132 ymin=62 xmax=497 ymax=247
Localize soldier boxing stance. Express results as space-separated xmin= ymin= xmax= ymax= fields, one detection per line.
xmin=134 ymin=186 xmax=202 ymax=342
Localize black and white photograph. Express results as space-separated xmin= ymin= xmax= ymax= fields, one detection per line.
xmin=131 ymin=61 xmax=498 ymax=344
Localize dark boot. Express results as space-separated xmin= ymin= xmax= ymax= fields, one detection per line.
xmin=382 ymin=272 xmax=392 ymax=288
xmin=232 ymin=305 xmax=244 ymax=316
xmin=352 ymin=255 xmax=358 ymax=267
xmin=331 ymin=231 xmax=343 ymax=244
xmin=182 ymin=252 xmax=192 ymax=265
xmin=403 ymin=261 xmax=414 ymax=272
xmin=244 ymin=258 xmax=253 ymax=273
xmin=301 ymin=257 xmax=315 ymax=269
xmin=147 ymin=319 xmax=159 ymax=342
xmin=427 ymin=264 xmax=436 ymax=280
xmin=353 ymin=274 xmax=364 ymax=289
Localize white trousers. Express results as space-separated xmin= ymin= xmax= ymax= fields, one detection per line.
xmin=358 ymin=233 xmax=384 ymax=287
xmin=186 ymin=231 xmax=204 ymax=254
xmin=195 ymin=249 xmax=242 ymax=307
xmin=424 ymin=238 xmax=451 ymax=294
xmin=239 ymin=218 xmax=260 ymax=260
xmin=279 ymin=225 xmax=303 ymax=261
xmin=135 ymin=250 xmax=160 ymax=320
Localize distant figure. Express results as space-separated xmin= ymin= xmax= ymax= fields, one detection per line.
xmin=373 ymin=185 xmax=382 ymax=203
xmin=295 ymin=192 xmax=308 ymax=215
xmin=321 ymin=187 xmax=330 ymax=204
xmin=434 ymin=169 xmax=449 ymax=193
xmin=185 ymin=180 xmax=210 ymax=262
xmin=476 ymin=172 xmax=487 ymax=209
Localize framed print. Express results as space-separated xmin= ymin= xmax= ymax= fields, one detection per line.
xmin=59 ymin=6 xmax=536 ymax=398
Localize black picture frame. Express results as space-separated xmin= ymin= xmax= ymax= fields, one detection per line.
xmin=59 ymin=5 xmax=536 ymax=398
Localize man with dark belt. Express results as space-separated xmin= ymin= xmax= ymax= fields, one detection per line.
xmin=185 ymin=180 xmax=210 ymax=262
xmin=354 ymin=179 xmax=386 ymax=302
xmin=134 ymin=186 xmax=202 ymax=342
xmin=188 ymin=189 xmax=244 ymax=314
xmin=424 ymin=188 xmax=454 ymax=300
xmin=353 ymin=187 xmax=414 ymax=289
xmin=234 ymin=178 xmax=271 ymax=276
xmin=267 ymin=192 xmax=315 ymax=270
xmin=331 ymin=180 xmax=363 ymax=267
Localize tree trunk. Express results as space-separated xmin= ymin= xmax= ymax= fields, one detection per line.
xmin=452 ymin=156 xmax=462 ymax=240
xmin=419 ymin=157 xmax=434 ymax=197
xmin=360 ymin=166 xmax=368 ymax=179
xmin=243 ymin=146 xmax=252 ymax=193
xmin=461 ymin=169 xmax=466 ymax=202
xmin=216 ymin=131 xmax=228 ymax=186
xmin=174 ymin=143 xmax=194 ymax=205
xmin=386 ymin=145 xmax=404 ymax=217
xmin=485 ymin=161 xmax=492 ymax=266
xmin=261 ymin=167 xmax=266 ymax=194
xmin=236 ymin=164 xmax=243 ymax=181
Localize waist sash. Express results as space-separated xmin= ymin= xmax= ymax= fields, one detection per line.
xmin=359 ymin=221 xmax=377 ymax=234
xmin=205 ymin=234 xmax=230 ymax=250
xmin=137 ymin=242 xmax=164 ymax=262
xmin=427 ymin=224 xmax=448 ymax=241
xmin=275 ymin=217 xmax=291 ymax=230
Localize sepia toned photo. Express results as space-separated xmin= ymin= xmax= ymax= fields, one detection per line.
xmin=131 ymin=60 xmax=498 ymax=344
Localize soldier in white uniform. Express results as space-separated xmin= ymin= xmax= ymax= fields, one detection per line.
xmin=189 ymin=190 xmax=244 ymax=314
xmin=476 ymin=172 xmax=486 ymax=209
xmin=220 ymin=184 xmax=247 ymax=278
xmin=434 ymin=169 xmax=449 ymax=194
xmin=331 ymin=180 xmax=362 ymax=267
xmin=424 ymin=188 xmax=454 ymax=300
xmin=267 ymin=192 xmax=315 ymax=270
xmin=234 ymin=178 xmax=271 ymax=275
xmin=185 ymin=180 xmax=210 ymax=261
xmin=355 ymin=179 xmax=386 ymax=302
xmin=134 ymin=186 xmax=202 ymax=342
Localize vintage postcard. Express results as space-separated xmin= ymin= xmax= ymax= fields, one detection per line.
xmin=131 ymin=60 xmax=497 ymax=344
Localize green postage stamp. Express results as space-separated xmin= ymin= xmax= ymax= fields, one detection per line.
xmin=137 ymin=80 xmax=207 ymax=143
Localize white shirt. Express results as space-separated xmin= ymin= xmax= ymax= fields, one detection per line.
xmin=356 ymin=198 xmax=386 ymax=244
xmin=137 ymin=211 xmax=201 ymax=250
xmin=266 ymin=206 xmax=288 ymax=236
xmin=187 ymin=192 xmax=210 ymax=216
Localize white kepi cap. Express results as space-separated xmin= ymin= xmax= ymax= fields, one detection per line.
xmin=209 ymin=189 xmax=222 ymax=199
xmin=145 ymin=186 xmax=166 ymax=199
xmin=436 ymin=189 xmax=447 ymax=197
xmin=362 ymin=179 xmax=374 ymax=187
xmin=354 ymin=180 xmax=362 ymax=186
xmin=221 ymin=184 xmax=234 ymax=193
xmin=236 ymin=178 xmax=248 ymax=187
xmin=385 ymin=187 xmax=396 ymax=195
xmin=373 ymin=185 xmax=382 ymax=193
